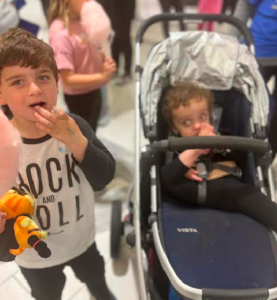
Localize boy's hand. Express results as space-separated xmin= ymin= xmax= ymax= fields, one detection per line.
xmin=102 ymin=57 xmax=116 ymax=83
xmin=34 ymin=106 xmax=88 ymax=163
xmin=0 ymin=212 xmax=7 ymax=234
xmin=100 ymin=51 xmax=106 ymax=62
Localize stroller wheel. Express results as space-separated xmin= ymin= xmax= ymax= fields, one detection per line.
xmin=110 ymin=200 xmax=123 ymax=259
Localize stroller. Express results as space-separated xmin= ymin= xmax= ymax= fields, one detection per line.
xmin=111 ymin=14 xmax=277 ymax=300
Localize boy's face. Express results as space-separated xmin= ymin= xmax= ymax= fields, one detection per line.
xmin=171 ymin=98 xmax=210 ymax=137
xmin=0 ymin=65 xmax=58 ymax=123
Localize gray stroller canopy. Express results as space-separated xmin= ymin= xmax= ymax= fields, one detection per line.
xmin=141 ymin=31 xmax=269 ymax=134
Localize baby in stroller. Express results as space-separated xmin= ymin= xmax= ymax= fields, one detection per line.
xmin=161 ymin=80 xmax=277 ymax=233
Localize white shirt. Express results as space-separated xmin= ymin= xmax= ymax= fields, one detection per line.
xmin=15 ymin=136 xmax=95 ymax=268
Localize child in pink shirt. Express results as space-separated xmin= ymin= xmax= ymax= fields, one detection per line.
xmin=198 ymin=0 xmax=223 ymax=31
xmin=48 ymin=0 xmax=116 ymax=132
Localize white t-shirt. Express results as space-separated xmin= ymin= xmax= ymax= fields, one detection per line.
xmin=15 ymin=136 xmax=95 ymax=268
xmin=13 ymin=115 xmax=115 ymax=269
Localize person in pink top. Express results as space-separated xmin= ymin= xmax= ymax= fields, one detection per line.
xmin=198 ymin=0 xmax=223 ymax=31
xmin=48 ymin=0 xmax=116 ymax=132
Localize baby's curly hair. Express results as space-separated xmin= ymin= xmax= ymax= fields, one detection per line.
xmin=161 ymin=80 xmax=214 ymax=127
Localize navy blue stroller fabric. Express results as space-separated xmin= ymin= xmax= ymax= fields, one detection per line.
xmin=162 ymin=199 xmax=277 ymax=290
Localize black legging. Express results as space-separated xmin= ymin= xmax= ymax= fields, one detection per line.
xmin=164 ymin=176 xmax=277 ymax=232
xmin=111 ymin=0 xmax=136 ymax=76
xmin=222 ymin=0 xmax=238 ymax=15
xmin=64 ymin=89 xmax=102 ymax=133
xmin=158 ymin=0 xmax=185 ymax=38
xmin=20 ymin=243 xmax=112 ymax=300
xmin=260 ymin=66 xmax=277 ymax=158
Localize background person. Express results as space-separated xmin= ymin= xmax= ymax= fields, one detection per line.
xmin=110 ymin=0 xmax=136 ymax=85
xmin=226 ymin=0 xmax=277 ymax=159
xmin=48 ymin=0 xmax=116 ymax=132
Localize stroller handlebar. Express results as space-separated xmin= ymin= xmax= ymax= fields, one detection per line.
xmin=257 ymin=57 xmax=277 ymax=68
xmin=136 ymin=13 xmax=254 ymax=47
xmin=151 ymin=136 xmax=270 ymax=157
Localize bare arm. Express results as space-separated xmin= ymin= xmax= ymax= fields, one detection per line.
xmin=60 ymin=70 xmax=106 ymax=89
xmin=59 ymin=57 xmax=116 ymax=89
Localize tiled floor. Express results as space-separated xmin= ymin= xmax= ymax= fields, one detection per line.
xmin=0 ymin=232 xmax=140 ymax=300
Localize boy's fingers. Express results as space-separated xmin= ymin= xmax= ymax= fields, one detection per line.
xmin=0 ymin=219 xmax=6 ymax=233
xmin=35 ymin=122 xmax=51 ymax=134
xmin=35 ymin=106 xmax=57 ymax=124
xmin=34 ymin=112 xmax=55 ymax=129
xmin=52 ymin=107 xmax=68 ymax=120
xmin=0 ymin=218 xmax=6 ymax=228
xmin=0 ymin=212 xmax=7 ymax=218
xmin=0 ymin=215 xmax=6 ymax=222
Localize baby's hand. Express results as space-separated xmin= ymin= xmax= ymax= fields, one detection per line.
xmin=198 ymin=123 xmax=216 ymax=137
xmin=0 ymin=211 xmax=7 ymax=234
xmin=184 ymin=167 xmax=203 ymax=182
xmin=196 ymin=123 xmax=216 ymax=155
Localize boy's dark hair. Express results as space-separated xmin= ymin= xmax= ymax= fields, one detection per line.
xmin=0 ymin=28 xmax=58 ymax=82
xmin=161 ymin=80 xmax=214 ymax=127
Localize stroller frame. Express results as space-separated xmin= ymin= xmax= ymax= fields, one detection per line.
xmin=134 ymin=14 xmax=277 ymax=300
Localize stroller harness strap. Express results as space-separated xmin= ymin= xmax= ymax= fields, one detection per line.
xmin=196 ymin=160 xmax=242 ymax=205
xmin=196 ymin=162 xmax=208 ymax=205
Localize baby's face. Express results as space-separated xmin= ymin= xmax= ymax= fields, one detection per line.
xmin=171 ymin=98 xmax=210 ymax=137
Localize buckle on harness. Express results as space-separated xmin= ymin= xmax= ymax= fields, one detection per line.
xmin=195 ymin=160 xmax=242 ymax=206
xmin=196 ymin=162 xmax=207 ymax=205
xmin=196 ymin=162 xmax=208 ymax=179
xmin=196 ymin=160 xmax=242 ymax=179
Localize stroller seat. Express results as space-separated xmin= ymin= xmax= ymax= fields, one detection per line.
xmin=153 ymin=89 xmax=277 ymax=299
xmin=134 ymin=17 xmax=277 ymax=300
xmin=161 ymin=198 xmax=277 ymax=290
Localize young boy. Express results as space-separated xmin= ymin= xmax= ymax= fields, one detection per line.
xmin=161 ymin=80 xmax=277 ymax=232
xmin=0 ymin=28 xmax=116 ymax=300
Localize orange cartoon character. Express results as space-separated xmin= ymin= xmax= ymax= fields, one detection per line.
xmin=0 ymin=188 xmax=51 ymax=258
